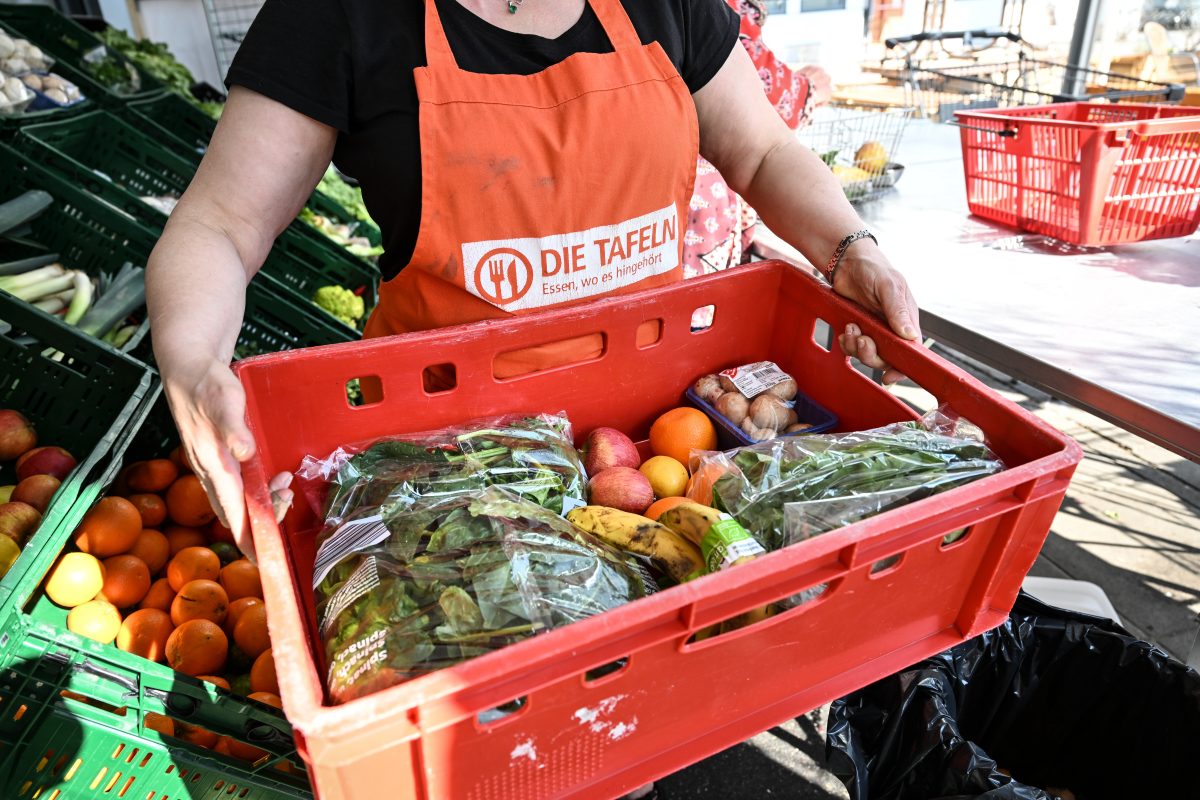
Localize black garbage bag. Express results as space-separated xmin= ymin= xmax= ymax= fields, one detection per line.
xmin=826 ymin=592 xmax=1200 ymax=800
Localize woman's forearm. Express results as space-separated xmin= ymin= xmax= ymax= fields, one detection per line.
xmin=146 ymin=212 xmax=253 ymax=373
xmin=733 ymin=137 xmax=868 ymax=273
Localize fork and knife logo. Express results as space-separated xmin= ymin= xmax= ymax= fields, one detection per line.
xmin=472 ymin=247 xmax=534 ymax=306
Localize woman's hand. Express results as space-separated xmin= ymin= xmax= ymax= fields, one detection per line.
xmin=798 ymin=65 xmax=833 ymax=107
xmin=163 ymin=357 xmax=258 ymax=558
xmin=832 ymin=241 xmax=921 ymax=384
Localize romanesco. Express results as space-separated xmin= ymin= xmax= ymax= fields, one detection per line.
xmin=313 ymin=286 xmax=365 ymax=327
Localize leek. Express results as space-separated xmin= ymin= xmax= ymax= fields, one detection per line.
xmin=78 ymin=263 xmax=145 ymax=338
xmin=63 ymin=270 xmax=93 ymax=325
xmin=33 ymin=296 xmax=66 ymax=314
xmin=0 ymin=253 xmax=59 ymax=276
xmin=0 ymin=263 xmax=64 ymax=293
xmin=10 ymin=270 xmax=74 ymax=303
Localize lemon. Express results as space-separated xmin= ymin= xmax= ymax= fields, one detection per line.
xmin=0 ymin=536 xmax=20 ymax=579
xmin=639 ymin=456 xmax=689 ymax=499
xmin=67 ymin=599 xmax=122 ymax=644
xmin=45 ymin=551 xmax=105 ymax=608
xmin=854 ymin=141 xmax=889 ymax=174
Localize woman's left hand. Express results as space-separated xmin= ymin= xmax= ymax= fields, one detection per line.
xmin=831 ymin=242 xmax=921 ymax=385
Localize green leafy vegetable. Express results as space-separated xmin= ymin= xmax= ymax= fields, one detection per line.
xmin=708 ymin=416 xmax=1005 ymax=552
xmin=317 ymin=489 xmax=646 ymax=703
xmin=99 ymin=27 xmax=194 ymax=97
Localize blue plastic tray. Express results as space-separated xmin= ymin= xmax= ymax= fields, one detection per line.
xmin=685 ymin=383 xmax=838 ymax=449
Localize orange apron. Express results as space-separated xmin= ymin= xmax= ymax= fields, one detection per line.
xmin=363 ymin=0 xmax=699 ymax=376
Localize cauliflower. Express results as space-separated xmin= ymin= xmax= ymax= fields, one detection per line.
xmin=313 ymin=285 xmax=364 ymax=327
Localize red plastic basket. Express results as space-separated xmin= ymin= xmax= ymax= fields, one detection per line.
xmin=233 ymin=261 xmax=1081 ymax=800
xmin=955 ymin=102 xmax=1200 ymax=245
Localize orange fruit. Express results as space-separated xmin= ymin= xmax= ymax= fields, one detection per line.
xmin=73 ymin=496 xmax=143 ymax=558
xmin=67 ymin=599 xmax=122 ymax=644
xmin=140 ymin=578 xmax=176 ymax=612
xmin=684 ymin=461 xmax=731 ymax=507
xmin=224 ymin=597 xmax=264 ymax=637
xmin=223 ymin=735 xmax=268 ymax=764
xmin=126 ymin=460 xmax=179 ymax=494
xmin=220 ymin=559 xmax=262 ymax=601
xmin=213 ymin=737 xmax=233 ymax=757
xmin=250 ymin=648 xmax=279 ymax=696
xmin=248 ymin=691 xmax=282 ymax=711
xmin=128 ymin=529 xmax=170 ymax=575
xmin=232 ymin=603 xmax=271 ymax=659
xmin=165 ymin=619 xmax=228 ymax=677
xmin=208 ymin=518 xmax=235 ymax=545
xmin=145 ymin=712 xmax=175 ymax=737
xmin=167 ymin=546 xmax=221 ymax=591
xmin=639 ymin=455 xmax=689 ymax=498
xmin=45 ymin=552 xmax=105 ymax=608
xmin=645 ymin=496 xmax=690 ymax=521
xmin=165 ymin=525 xmax=208 ymax=556
xmin=170 ymin=579 xmax=229 ymax=626
xmin=197 ymin=674 xmax=231 ymax=691
xmin=116 ymin=608 xmax=174 ymax=662
xmin=127 ymin=494 xmax=167 ymax=528
xmin=649 ymin=408 xmax=717 ymax=468
xmin=168 ymin=445 xmax=193 ymax=474
xmin=177 ymin=722 xmax=218 ymax=750
xmin=98 ymin=554 xmax=152 ymax=608
xmin=166 ymin=475 xmax=216 ymax=527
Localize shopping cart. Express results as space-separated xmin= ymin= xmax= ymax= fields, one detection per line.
xmin=797 ymin=101 xmax=916 ymax=203
xmin=886 ymin=30 xmax=1186 ymax=122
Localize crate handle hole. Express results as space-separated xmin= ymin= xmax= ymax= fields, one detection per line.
xmin=346 ymin=375 xmax=383 ymax=407
xmin=813 ymin=317 xmax=833 ymax=351
xmin=940 ymin=527 xmax=972 ymax=548
xmin=421 ymin=364 xmax=456 ymax=394
xmin=868 ymin=554 xmax=904 ymax=577
xmin=685 ymin=583 xmax=833 ymax=646
xmin=690 ymin=305 xmax=715 ymax=332
xmin=476 ymin=695 xmax=527 ymax=727
xmin=847 ymin=356 xmax=885 ymax=386
xmin=59 ymin=690 xmax=127 ymax=718
xmin=636 ymin=319 xmax=663 ymax=349
xmin=583 ymin=656 xmax=630 ymax=685
xmin=494 ymin=333 xmax=606 ymax=381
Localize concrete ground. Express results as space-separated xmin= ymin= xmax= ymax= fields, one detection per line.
xmin=656 ymin=343 xmax=1200 ymax=799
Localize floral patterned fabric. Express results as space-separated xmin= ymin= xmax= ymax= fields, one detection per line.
xmin=685 ymin=0 xmax=815 ymax=327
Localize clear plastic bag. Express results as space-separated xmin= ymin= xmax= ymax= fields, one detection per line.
xmin=297 ymin=412 xmax=588 ymax=573
xmin=317 ymin=488 xmax=647 ymax=703
xmin=690 ymin=408 xmax=1005 ymax=552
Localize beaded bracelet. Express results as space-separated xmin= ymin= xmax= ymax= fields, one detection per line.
xmin=824 ymin=230 xmax=878 ymax=285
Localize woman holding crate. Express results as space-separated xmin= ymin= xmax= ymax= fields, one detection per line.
xmin=145 ymin=0 xmax=920 ymax=559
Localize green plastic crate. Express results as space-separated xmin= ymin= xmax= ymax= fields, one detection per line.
xmin=0 ymin=293 xmax=152 ymax=617
xmin=124 ymin=90 xmax=215 ymax=155
xmin=0 ymin=144 xmax=157 ymax=353
xmin=13 ymin=111 xmax=379 ymax=329
xmin=0 ymin=391 xmax=313 ymax=800
xmin=0 ymin=4 xmax=163 ymax=104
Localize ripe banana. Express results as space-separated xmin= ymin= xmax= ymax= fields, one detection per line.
xmin=566 ymin=506 xmax=704 ymax=585
xmin=658 ymin=501 xmax=772 ymax=632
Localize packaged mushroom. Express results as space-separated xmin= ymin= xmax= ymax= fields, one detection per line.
xmin=22 ymin=71 xmax=86 ymax=109
xmin=688 ymin=361 xmax=838 ymax=447
xmin=0 ymin=70 xmax=34 ymax=114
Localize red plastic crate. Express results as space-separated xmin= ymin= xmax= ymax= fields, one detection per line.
xmin=955 ymin=102 xmax=1200 ymax=245
xmin=233 ymin=261 xmax=1081 ymax=800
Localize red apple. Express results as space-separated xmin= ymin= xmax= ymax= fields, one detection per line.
xmin=0 ymin=501 xmax=41 ymax=546
xmin=588 ymin=467 xmax=654 ymax=514
xmin=0 ymin=410 xmax=36 ymax=461
xmin=582 ymin=427 xmax=640 ymax=476
xmin=15 ymin=446 xmax=76 ymax=482
xmin=11 ymin=474 xmax=60 ymax=514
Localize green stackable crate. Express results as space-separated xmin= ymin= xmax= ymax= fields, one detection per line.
xmin=12 ymin=110 xmax=379 ymax=330
xmin=0 ymin=143 xmax=158 ymax=353
xmin=0 ymin=293 xmax=153 ymax=619
xmin=125 ymin=90 xmax=216 ymax=155
xmin=0 ymin=3 xmax=164 ymax=105
xmin=0 ymin=391 xmax=313 ymax=800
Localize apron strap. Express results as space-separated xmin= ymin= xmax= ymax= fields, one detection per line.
xmin=425 ymin=0 xmax=460 ymax=70
xmin=425 ymin=0 xmax=643 ymax=71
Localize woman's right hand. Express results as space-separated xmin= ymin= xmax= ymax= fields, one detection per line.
xmin=162 ymin=358 xmax=259 ymax=559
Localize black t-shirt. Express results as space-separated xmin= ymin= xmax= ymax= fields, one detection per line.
xmin=226 ymin=0 xmax=739 ymax=281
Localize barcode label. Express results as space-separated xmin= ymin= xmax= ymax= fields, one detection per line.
xmin=719 ymin=361 xmax=790 ymax=398
xmin=320 ymin=556 xmax=380 ymax=635
xmin=312 ymin=513 xmax=391 ymax=588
